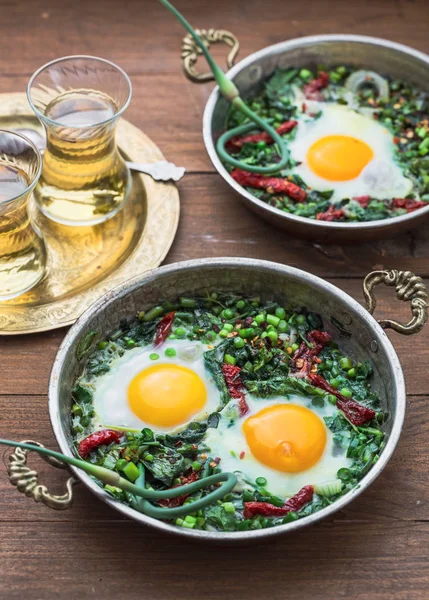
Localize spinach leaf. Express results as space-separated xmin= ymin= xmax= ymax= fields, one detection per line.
xmin=204 ymin=505 xmax=238 ymax=532
xmin=204 ymin=347 xmax=230 ymax=407
xmin=165 ymin=421 xmax=207 ymax=446
xmin=142 ymin=447 xmax=185 ymax=486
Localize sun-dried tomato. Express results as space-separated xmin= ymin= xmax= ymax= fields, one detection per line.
xmin=316 ymin=206 xmax=346 ymax=221
xmin=231 ymin=170 xmax=307 ymax=202
xmin=78 ymin=429 xmax=122 ymax=458
xmin=222 ymin=363 xmax=249 ymax=416
xmin=290 ymin=330 xmax=332 ymax=378
xmin=226 ymin=120 xmax=298 ymax=152
xmin=392 ymin=198 xmax=428 ymax=213
xmin=153 ymin=311 xmax=175 ymax=347
xmin=243 ymin=485 xmax=314 ymax=518
xmin=303 ymin=71 xmax=329 ymax=100
xmin=158 ymin=471 xmax=199 ymax=508
xmin=308 ymin=373 xmax=376 ymax=425
xmin=354 ymin=195 xmax=370 ymax=208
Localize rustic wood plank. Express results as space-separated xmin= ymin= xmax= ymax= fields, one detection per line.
xmin=0 ymin=394 xmax=427 ymax=524
xmin=0 ymin=520 xmax=428 ymax=600
xmin=0 ymin=0 xmax=428 ymax=76
xmin=1 ymin=1 xmax=429 ymax=599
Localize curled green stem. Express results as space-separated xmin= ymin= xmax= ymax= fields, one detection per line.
xmin=158 ymin=0 xmax=288 ymax=174
xmin=0 ymin=439 xmax=237 ymax=519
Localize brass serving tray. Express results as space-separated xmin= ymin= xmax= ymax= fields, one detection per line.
xmin=0 ymin=93 xmax=180 ymax=335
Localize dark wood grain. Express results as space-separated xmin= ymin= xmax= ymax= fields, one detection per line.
xmin=0 ymin=0 xmax=428 ymax=599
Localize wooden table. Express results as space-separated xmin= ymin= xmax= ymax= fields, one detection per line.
xmin=1 ymin=1 xmax=428 ymax=598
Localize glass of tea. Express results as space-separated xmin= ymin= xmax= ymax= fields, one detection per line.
xmin=27 ymin=55 xmax=132 ymax=226
xmin=0 ymin=130 xmax=46 ymax=300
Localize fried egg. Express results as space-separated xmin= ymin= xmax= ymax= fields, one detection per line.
xmin=205 ymin=394 xmax=351 ymax=497
xmin=92 ymin=340 xmax=220 ymax=433
xmin=288 ymin=102 xmax=413 ymax=203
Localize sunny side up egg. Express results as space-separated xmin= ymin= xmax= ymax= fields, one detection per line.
xmin=205 ymin=394 xmax=352 ymax=498
xmin=288 ymin=101 xmax=413 ymax=203
xmin=92 ymin=340 xmax=220 ymax=433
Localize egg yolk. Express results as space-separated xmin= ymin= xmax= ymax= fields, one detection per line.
xmin=243 ymin=404 xmax=327 ymax=473
xmin=128 ymin=364 xmax=207 ymax=427
xmin=307 ymin=134 xmax=374 ymax=181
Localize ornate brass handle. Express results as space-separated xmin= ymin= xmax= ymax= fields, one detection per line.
xmin=363 ymin=270 xmax=428 ymax=335
xmin=181 ymin=28 xmax=239 ymax=82
xmin=7 ymin=440 xmax=78 ymax=510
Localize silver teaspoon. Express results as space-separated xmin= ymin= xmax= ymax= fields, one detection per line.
xmin=14 ymin=128 xmax=186 ymax=183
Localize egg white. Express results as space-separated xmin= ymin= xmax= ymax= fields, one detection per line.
xmin=205 ymin=393 xmax=352 ymax=498
xmin=288 ymin=102 xmax=413 ymax=203
xmin=91 ymin=339 xmax=220 ymax=434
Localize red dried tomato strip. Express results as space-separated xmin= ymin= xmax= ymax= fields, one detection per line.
xmin=354 ymin=195 xmax=370 ymax=208
xmin=303 ymin=71 xmax=329 ymax=100
xmin=308 ymin=373 xmax=376 ymax=425
xmin=231 ymin=169 xmax=307 ymax=202
xmin=316 ymin=206 xmax=346 ymax=221
xmin=243 ymin=485 xmax=314 ymax=518
xmin=290 ymin=330 xmax=332 ymax=378
xmin=222 ymin=363 xmax=249 ymax=416
xmin=158 ymin=471 xmax=199 ymax=508
xmin=226 ymin=120 xmax=298 ymax=151
xmin=392 ymin=198 xmax=428 ymax=213
xmin=78 ymin=429 xmax=122 ymax=458
xmin=154 ymin=311 xmax=176 ymax=347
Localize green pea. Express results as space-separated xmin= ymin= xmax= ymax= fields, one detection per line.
xmin=256 ymin=141 xmax=267 ymax=149
xmin=327 ymin=394 xmax=337 ymax=405
xmin=174 ymin=327 xmax=187 ymax=339
xmin=347 ymin=368 xmax=357 ymax=378
xmin=291 ymin=343 xmax=299 ymax=352
xmin=97 ymin=341 xmax=108 ymax=350
xmin=255 ymin=313 xmax=266 ymax=325
xmin=219 ymin=329 xmax=229 ymax=338
xmin=222 ymin=502 xmax=235 ymax=514
xmin=221 ymin=308 xmax=234 ymax=320
xmin=340 ymin=388 xmax=353 ymax=398
xmin=277 ymin=319 xmax=288 ymax=333
xmin=329 ymin=378 xmax=340 ymax=389
xmin=206 ymin=330 xmax=217 ymax=341
xmin=234 ymin=337 xmax=245 ymax=348
xmin=125 ymin=339 xmax=136 ymax=349
xmin=192 ymin=461 xmax=202 ymax=472
xmin=296 ymin=314 xmax=306 ymax=325
xmin=149 ymin=353 xmax=160 ymax=361
xmin=223 ymin=323 xmax=233 ymax=333
xmin=165 ymin=348 xmax=177 ymax=358
xmin=236 ymin=300 xmax=246 ymax=310
xmin=299 ymin=68 xmax=312 ymax=81
xmin=275 ymin=307 xmax=286 ymax=320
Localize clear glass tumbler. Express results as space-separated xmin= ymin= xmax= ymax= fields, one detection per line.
xmin=27 ymin=55 xmax=132 ymax=226
xmin=0 ymin=130 xmax=46 ymax=300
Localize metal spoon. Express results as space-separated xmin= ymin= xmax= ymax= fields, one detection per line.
xmin=14 ymin=128 xmax=186 ymax=182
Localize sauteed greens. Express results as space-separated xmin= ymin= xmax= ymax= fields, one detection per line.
xmin=71 ymin=293 xmax=385 ymax=532
xmin=224 ymin=66 xmax=429 ymax=223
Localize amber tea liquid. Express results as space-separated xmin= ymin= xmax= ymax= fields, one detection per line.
xmin=0 ymin=163 xmax=45 ymax=300
xmin=34 ymin=89 xmax=131 ymax=225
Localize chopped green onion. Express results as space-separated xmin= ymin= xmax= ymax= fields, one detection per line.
xmin=340 ymin=388 xmax=353 ymax=398
xmin=340 ymin=357 xmax=353 ymax=370
xmin=143 ymin=306 xmax=164 ymax=321
xmin=179 ymin=297 xmax=197 ymax=308
xmin=221 ymin=308 xmax=234 ymax=320
xmin=122 ymin=461 xmax=140 ymax=482
xmin=223 ymin=323 xmax=233 ymax=333
xmin=255 ymin=313 xmax=266 ymax=325
xmin=219 ymin=329 xmax=229 ymax=338
xmin=267 ymin=314 xmax=280 ymax=327
xmin=149 ymin=353 xmax=160 ymax=361
xmin=222 ymin=502 xmax=235 ymax=514
xmin=314 ymin=479 xmax=343 ymax=497
xmin=224 ymin=354 xmax=237 ymax=365
xmin=275 ymin=307 xmax=286 ymax=319
xmin=329 ymin=378 xmax=340 ymax=388
xmin=255 ymin=476 xmax=267 ymax=486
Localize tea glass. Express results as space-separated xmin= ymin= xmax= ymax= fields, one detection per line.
xmin=0 ymin=130 xmax=46 ymax=301
xmin=27 ymin=55 xmax=132 ymax=226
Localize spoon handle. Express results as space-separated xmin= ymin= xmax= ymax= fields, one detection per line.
xmin=126 ymin=160 xmax=185 ymax=182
